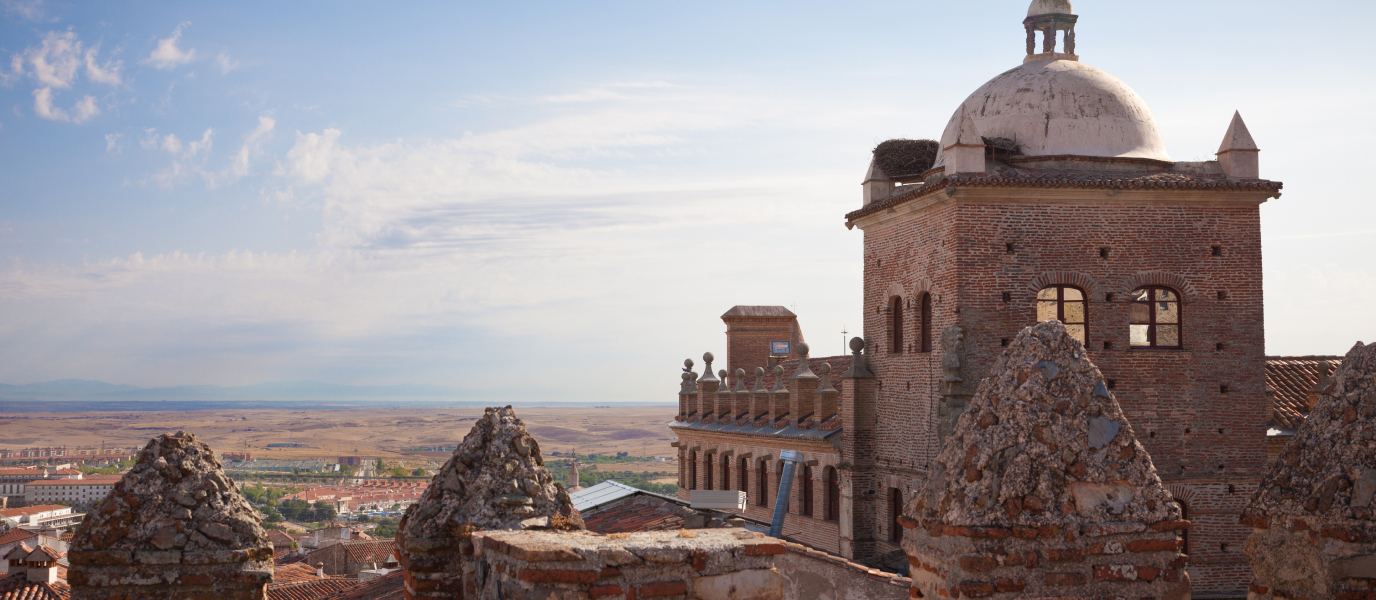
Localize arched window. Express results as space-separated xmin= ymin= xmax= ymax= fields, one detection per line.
xmin=1131 ymin=286 xmax=1182 ymax=349
xmin=1037 ymin=285 xmax=1087 ymax=343
xmin=889 ymin=488 xmax=904 ymax=543
xmin=757 ymin=461 xmax=769 ymax=506
xmin=721 ymin=454 xmax=731 ymax=491
xmin=704 ymin=456 xmax=714 ymax=491
xmin=800 ymin=466 xmax=814 ymax=517
xmin=919 ymin=292 xmax=933 ymax=353
xmin=891 ymin=296 xmax=904 ymax=353
xmin=825 ymin=467 xmax=840 ymax=522
xmin=738 ymin=457 xmax=749 ymax=492
xmin=687 ymin=451 xmax=697 ymax=491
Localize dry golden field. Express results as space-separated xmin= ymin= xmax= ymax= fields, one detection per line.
xmin=0 ymin=405 xmax=679 ymax=463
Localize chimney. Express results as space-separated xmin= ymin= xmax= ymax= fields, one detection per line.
xmin=1217 ymin=110 xmax=1260 ymax=179
xmin=5 ymin=544 xmax=30 ymax=576
xmin=317 ymin=562 xmax=326 ymax=578
xmin=720 ymin=306 xmax=804 ymax=375
xmin=25 ymin=548 xmax=58 ymax=585
xmin=861 ymin=160 xmax=894 ymax=206
xmin=942 ymin=106 xmax=986 ymax=175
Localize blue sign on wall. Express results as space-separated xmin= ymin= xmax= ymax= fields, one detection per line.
xmin=770 ymin=341 xmax=790 ymax=355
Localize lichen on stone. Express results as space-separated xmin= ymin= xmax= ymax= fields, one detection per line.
xmin=70 ymin=430 xmax=268 ymax=554
xmin=909 ymin=320 xmax=1178 ymax=528
xmin=399 ymin=405 xmax=583 ymax=542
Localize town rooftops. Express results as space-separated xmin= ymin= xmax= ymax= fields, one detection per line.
xmin=0 ymin=529 xmax=38 ymax=546
xmin=0 ymin=506 xmax=69 ymax=518
xmin=319 ymin=569 xmax=402 ymax=600
xmin=1266 ymin=355 xmax=1344 ymax=431
xmin=25 ymin=475 xmax=121 ymax=487
xmin=341 ymin=540 xmax=396 ymax=565
xmin=0 ymin=572 xmax=69 ymax=600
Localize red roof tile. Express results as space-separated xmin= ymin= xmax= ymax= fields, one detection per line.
xmin=0 ymin=572 xmax=70 ymax=600
xmin=0 ymin=530 xmax=38 ymax=547
xmin=267 ymin=579 xmax=362 ymax=600
xmin=1267 ymin=356 xmax=1344 ymax=430
xmin=582 ymin=495 xmax=692 ymax=534
xmin=342 ymin=540 xmax=396 ymax=565
xmin=320 ymin=571 xmax=403 ymax=600
xmin=846 ymin=166 xmax=1283 ymax=222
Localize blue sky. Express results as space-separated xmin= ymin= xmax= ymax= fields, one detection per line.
xmin=0 ymin=0 xmax=1372 ymax=399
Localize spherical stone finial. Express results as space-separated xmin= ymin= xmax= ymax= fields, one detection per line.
xmin=754 ymin=367 xmax=766 ymax=376
xmin=1027 ymin=0 xmax=1073 ymax=16
xmin=684 ymin=358 xmax=694 ymax=369
xmin=773 ymin=365 xmax=785 ymax=376
xmin=735 ymin=368 xmax=746 ymax=378
xmin=703 ymin=352 xmax=715 ymax=363
xmin=819 ymin=363 xmax=831 ymax=375
xmin=850 ymin=337 xmax=866 ymax=353
xmin=719 ymin=369 xmax=728 ymax=380
xmin=797 ymin=342 xmax=810 ymax=357
xmin=682 ymin=372 xmax=693 ymax=381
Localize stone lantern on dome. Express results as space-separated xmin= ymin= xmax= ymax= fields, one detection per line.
xmin=1024 ymin=0 xmax=1078 ymax=62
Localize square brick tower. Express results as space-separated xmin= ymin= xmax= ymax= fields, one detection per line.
xmin=840 ymin=2 xmax=1281 ymax=596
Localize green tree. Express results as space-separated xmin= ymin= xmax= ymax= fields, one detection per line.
xmin=313 ymin=500 xmax=337 ymax=522
xmin=390 ymin=467 xmax=410 ymax=478
xmin=411 ymin=468 xmax=425 ymax=477
xmin=279 ymin=499 xmax=313 ymax=522
xmin=373 ymin=518 xmax=398 ymax=539
xmin=376 ymin=458 xmax=386 ymax=471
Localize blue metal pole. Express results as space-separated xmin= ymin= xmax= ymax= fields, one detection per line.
xmin=769 ymin=450 xmax=802 ymax=538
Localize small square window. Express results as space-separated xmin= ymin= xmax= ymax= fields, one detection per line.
xmin=1000 ymin=338 xmax=1009 ymax=347
xmin=1002 ymin=292 xmax=1011 ymax=302
xmin=1099 ymin=247 xmax=1111 ymax=259
xmin=1103 ymin=341 xmax=1113 ymax=350
xmin=1006 ymin=243 xmax=1015 ymax=254
xmin=1107 ymin=379 xmax=1117 ymax=389
xmin=1211 ymin=246 xmax=1223 ymax=256
xmin=1220 ymin=384 xmax=1230 ymax=393
xmin=1216 ymin=342 xmax=1226 ymax=351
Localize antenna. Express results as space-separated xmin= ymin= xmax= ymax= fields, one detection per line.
xmin=841 ymin=326 xmax=849 ymax=356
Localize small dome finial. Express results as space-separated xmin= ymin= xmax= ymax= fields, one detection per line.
xmin=1023 ymin=0 xmax=1079 ymax=61
xmin=1027 ymin=0 xmax=1073 ymax=17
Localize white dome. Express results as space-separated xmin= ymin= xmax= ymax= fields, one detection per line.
xmin=933 ymin=58 xmax=1171 ymax=168
xmin=1028 ymin=0 xmax=1073 ymax=17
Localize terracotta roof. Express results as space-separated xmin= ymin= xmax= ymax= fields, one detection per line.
xmin=0 ymin=572 xmax=70 ymax=600
xmin=271 ymin=562 xmax=330 ymax=583
xmin=266 ymin=529 xmax=295 ymax=549
xmin=25 ymin=476 xmax=120 ymax=487
xmin=0 ymin=529 xmax=38 ymax=546
xmin=582 ymin=495 xmax=692 ymax=534
xmin=342 ymin=540 xmax=397 ymax=565
xmin=0 ymin=507 xmax=68 ymax=518
xmin=267 ymin=579 xmax=362 ymax=600
xmin=1267 ymin=356 xmax=1344 ymax=430
xmin=321 ymin=570 xmax=403 ymax=600
xmin=846 ymin=166 xmax=1284 ymax=222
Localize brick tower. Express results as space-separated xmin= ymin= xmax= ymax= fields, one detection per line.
xmin=671 ymin=2 xmax=1282 ymax=596
xmin=841 ymin=2 xmax=1280 ymax=595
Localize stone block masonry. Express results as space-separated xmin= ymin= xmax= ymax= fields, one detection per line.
xmin=901 ymin=321 xmax=1190 ymax=600
xmin=67 ymin=431 xmax=274 ymax=600
xmin=1243 ymin=341 xmax=1376 ymax=600
xmin=473 ymin=529 xmax=786 ymax=600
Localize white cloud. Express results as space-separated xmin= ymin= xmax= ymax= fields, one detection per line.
xmin=230 ymin=116 xmax=274 ymax=177
xmin=83 ymin=45 xmax=123 ymax=85
xmin=104 ymin=132 xmax=122 ymax=152
xmin=215 ymin=51 xmax=238 ymax=74
xmin=2 ymin=0 xmax=44 ymax=21
xmin=145 ymin=23 xmax=196 ymax=70
xmin=283 ymin=129 xmax=340 ymax=183
xmin=32 ymin=87 xmax=99 ymax=123
xmin=24 ymin=31 xmax=82 ymax=88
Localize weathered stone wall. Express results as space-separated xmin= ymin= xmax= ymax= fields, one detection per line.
xmin=473 ymin=529 xmax=786 ymax=600
xmin=68 ymin=431 xmax=274 ymax=600
xmin=902 ymin=321 xmax=1190 ymax=600
xmin=1242 ymin=341 xmax=1376 ymax=599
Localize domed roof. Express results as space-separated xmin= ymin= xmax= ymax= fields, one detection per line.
xmin=933 ymin=58 xmax=1171 ymax=169
xmin=1028 ymin=0 xmax=1073 ymax=17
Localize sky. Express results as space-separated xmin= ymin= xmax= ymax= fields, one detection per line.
xmin=0 ymin=0 xmax=1372 ymax=400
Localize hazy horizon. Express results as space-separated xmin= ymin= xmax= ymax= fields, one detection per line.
xmin=1 ymin=0 xmax=1373 ymax=401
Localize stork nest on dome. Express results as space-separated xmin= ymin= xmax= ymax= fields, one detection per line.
xmin=982 ymin=136 xmax=1022 ymax=156
xmin=873 ymin=139 xmax=939 ymax=179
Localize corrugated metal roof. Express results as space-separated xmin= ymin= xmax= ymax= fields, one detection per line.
xmin=570 ymin=481 xmax=641 ymax=513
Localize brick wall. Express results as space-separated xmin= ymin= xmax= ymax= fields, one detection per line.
xmin=852 ymin=187 xmax=1272 ymax=597
xmin=472 ymin=529 xmax=786 ymax=600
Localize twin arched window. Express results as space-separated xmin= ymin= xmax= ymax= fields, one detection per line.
xmin=1037 ymin=284 xmax=1183 ymax=349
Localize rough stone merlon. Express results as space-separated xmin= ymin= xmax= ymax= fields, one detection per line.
xmin=399 ymin=406 xmax=583 ymax=543
xmin=845 ymin=165 xmax=1284 ymax=222
xmin=908 ymin=320 xmax=1178 ymax=530
xmin=1245 ymin=342 xmax=1376 ymax=522
xmin=720 ymin=306 xmax=796 ymax=319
